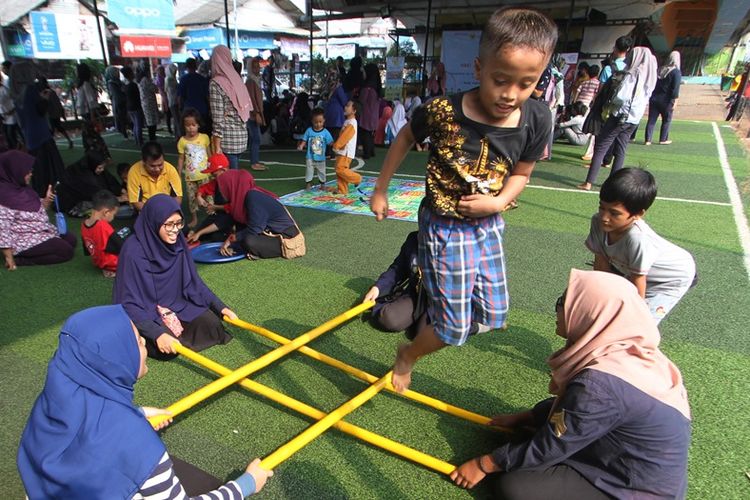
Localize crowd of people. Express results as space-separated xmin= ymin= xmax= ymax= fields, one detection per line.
xmin=0 ymin=6 xmax=702 ymax=499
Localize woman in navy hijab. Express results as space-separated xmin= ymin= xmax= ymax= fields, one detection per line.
xmin=17 ymin=305 xmax=272 ymax=498
xmin=113 ymin=194 xmax=236 ymax=359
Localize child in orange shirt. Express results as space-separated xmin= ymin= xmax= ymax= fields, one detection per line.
xmin=330 ymin=100 xmax=362 ymax=195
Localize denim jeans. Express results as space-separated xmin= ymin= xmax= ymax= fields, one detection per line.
xmin=225 ymin=153 xmax=240 ymax=170
xmin=247 ymin=121 xmax=261 ymax=164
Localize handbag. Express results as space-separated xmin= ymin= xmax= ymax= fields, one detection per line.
xmin=270 ymin=205 xmax=306 ymax=259
xmin=157 ymin=305 xmax=183 ymax=337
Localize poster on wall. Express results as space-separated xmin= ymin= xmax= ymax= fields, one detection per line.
xmin=29 ymin=11 xmax=107 ymax=60
xmin=441 ymin=31 xmax=481 ymax=94
xmin=385 ymin=56 xmax=405 ymax=101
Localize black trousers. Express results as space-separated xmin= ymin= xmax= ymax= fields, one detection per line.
xmin=585 ymin=117 xmax=637 ymax=185
xmin=172 ymin=456 xmax=222 ymax=495
xmin=493 ymin=464 xmax=612 ymax=500
xmin=144 ymin=309 xmax=232 ymax=360
xmin=645 ymin=97 xmax=674 ymax=143
xmin=239 ymin=226 xmax=298 ymax=259
xmin=359 ymin=127 xmax=375 ymax=159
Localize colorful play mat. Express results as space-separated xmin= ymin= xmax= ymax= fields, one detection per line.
xmin=278 ymin=176 xmax=424 ymax=222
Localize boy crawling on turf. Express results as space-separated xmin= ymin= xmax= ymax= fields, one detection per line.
xmin=586 ymin=168 xmax=697 ymax=324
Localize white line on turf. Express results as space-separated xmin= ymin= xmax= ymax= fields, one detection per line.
xmin=525 ymin=184 xmax=732 ymax=207
xmin=99 ymin=145 xmax=734 ymax=207
xmin=711 ymin=122 xmax=750 ymax=280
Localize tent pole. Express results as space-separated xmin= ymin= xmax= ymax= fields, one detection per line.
xmin=309 ymin=0 xmax=313 ymax=93
xmin=224 ymin=0 xmax=231 ymax=51
xmin=420 ymin=0 xmax=432 ymax=97
xmin=92 ymin=0 xmax=108 ymax=65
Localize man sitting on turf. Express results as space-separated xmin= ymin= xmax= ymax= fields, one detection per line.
xmin=127 ymin=141 xmax=183 ymax=212
xmin=585 ymin=168 xmax=697 ymax=323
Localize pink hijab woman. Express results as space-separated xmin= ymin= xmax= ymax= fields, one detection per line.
xmin=450 ymin=270 xmax=691 ymax=500
xmin=210 ymin=45 xmax=252 ymax=122
xmin=209 ymin=45 xmax=253 ymax=169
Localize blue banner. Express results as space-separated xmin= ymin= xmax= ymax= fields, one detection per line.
xmin=236 ymin=31 xmax=275 ymax=50
xmin=108 ymin=0 xmax=175 ymax=33
xmin=183 ymin=28 xmax=274 ymax=51
xmin=7 ymin=31 xmax=34 ymax=58
xmin=30 ymin=12 xmax=60 ymax=53
xmin=183 ymin=28 xmax=226 ymax=50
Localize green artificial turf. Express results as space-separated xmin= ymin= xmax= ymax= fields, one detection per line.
xmin=1 ymin=119 xmax=749 ymax=499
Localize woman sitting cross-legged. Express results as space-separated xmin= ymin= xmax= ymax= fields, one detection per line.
xmin=17 ymin=305 xmax=272 ymax=499
xmin=0 ymin=150 xmax=76 ymax=270
xmin=217 ymin=169 xmax=301 ymax=260
xmin=450 ymin=269 xmax=691 ymax=500
xmin=113 ymin=194 xmax=236 ymax=359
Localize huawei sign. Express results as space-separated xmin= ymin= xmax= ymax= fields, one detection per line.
xmin=119 ymin=36 xmax=171 ymax=57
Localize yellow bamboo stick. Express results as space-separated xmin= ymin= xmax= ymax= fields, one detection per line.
xmin=148 ymin=301 xmax=374 ymax=426
xmin=224 ymin=316 xmax=506 ymax=431
xmin=259 ymin=371 xmax=392 ymax=470
xmin=175 ymin=344 xmax=455 ymax=475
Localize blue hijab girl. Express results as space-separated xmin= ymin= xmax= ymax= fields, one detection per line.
xmin=17 ymin=305 xmax=165 ymax=498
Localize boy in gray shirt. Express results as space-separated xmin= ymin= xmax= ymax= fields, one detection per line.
xmin=585 ymin=168 xmax=696 ymax=323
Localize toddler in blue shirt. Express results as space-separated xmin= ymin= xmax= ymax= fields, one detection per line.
xmin=298 ymin=108 xmax=334 ymax=190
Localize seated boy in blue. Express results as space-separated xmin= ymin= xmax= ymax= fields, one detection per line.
xmin=370 ymin=7 xmax=556 ymax=392
xmin=298 ymin=108 xmax=334 ymax=190
xmin=586 ymin=168 xmax=696 ymax=323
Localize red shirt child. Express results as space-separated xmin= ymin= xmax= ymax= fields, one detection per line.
xmin=81 ymin=191 xmax=129 ymax=277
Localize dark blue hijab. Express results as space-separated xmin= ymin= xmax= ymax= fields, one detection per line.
xmin=17 ymin=305 xmax=165 ymax=498
xmin=113 ymin=194 xmax=220 ymax=327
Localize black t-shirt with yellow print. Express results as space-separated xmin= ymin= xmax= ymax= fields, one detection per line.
xmin=410 ymin=91 xmax=551 ymax=218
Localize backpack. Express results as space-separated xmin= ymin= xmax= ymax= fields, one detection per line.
xmin=598 ymin=65 xmax=629 ymax=121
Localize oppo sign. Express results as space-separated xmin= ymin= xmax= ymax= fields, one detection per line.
xmin=108 ymin=0 xmax=175 ymax=32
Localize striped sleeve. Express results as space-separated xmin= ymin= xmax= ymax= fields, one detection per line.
xmin=133 ymin=452 xmax=252 ymax=500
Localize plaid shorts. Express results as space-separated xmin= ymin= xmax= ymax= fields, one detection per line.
xmin=418 ymin=203 xmax=509 ymax=346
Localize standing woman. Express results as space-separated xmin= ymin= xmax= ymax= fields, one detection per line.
xmin=9 ymin=62 xmax=65 ymax=196
xmin=165 ymin=63 xmax=181 ymax=139
xmin=155 ymin=65 xmax=172 ymax=135
xmin=209 ymin=45 xmax=252 ymax=170
xmin=76 ymin=63 xmax=111 ymax=160
xmin=122 ymin=66 xmax=144 ymax=147
xmin=358 ymin=63 xmax=382 ymax=160
xmin=427 ymin=62 xmax=447 ymax=97
xmin=245 ymin=56 xmax=266 ymax=171
xmin=0 ymin=151 xmax=76 ymax=269
xmin=105 ymin=66 xmax=129 ymax=140
xmin=113 ymin=194 xmax=236 ymax=359
xmin=137 ymin=65 xmax=159 ymax=142
xmin=324 ymin=68 xmax=348 ymax=142
xmin=578 ymin=47 xmax=657 ymax=191
xmin=217 ymin=169 xmax=299 ymax=260
xmin=645 ymin=50 xmax=681 ymax=146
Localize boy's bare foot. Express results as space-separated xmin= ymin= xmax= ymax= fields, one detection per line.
xmin=305 ymin=182 xmax=312 ymax=190
xmin=392 ymin=343 xmax=416 ymax=393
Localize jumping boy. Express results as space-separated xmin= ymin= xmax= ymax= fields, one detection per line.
xmin=370 ymin=7 xmax=557 ymax=392
xmin=330 ymin=100 xmax=362 ymax=195
xmin=298 ymin=107 xmax=334 ymax=190
xmin=586 ymin=168 xmax=696 ymax=323
xmin=81 ymin=190 xmax=129 ymax=278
